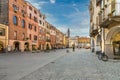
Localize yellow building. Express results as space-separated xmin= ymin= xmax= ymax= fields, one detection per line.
xmin=0 ymin=24 xmax=8 ymax=53
xmin=45 ymin=21 xmax=51 ymax=50
xmin=78 ymin=37 xmax=90 ymax=48
xmin=63 ymin=35 xmax=67 ymax=48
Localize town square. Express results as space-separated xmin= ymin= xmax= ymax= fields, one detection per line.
xmin=0 ymin=0 xmax=120 ymax=80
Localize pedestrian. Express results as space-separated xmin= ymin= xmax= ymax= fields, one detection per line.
xmin=72 ymin=44 xmax=75 ymax=52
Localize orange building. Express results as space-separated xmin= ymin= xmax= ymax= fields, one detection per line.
xmin=0 ymin=0 xmax=28 ymax=52
xmin=0 ymin=0 xmax=66 ymax=52
xmin=50 ymin=25 xmax=56 ymax=49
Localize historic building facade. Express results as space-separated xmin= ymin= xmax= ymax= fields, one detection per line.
xmin=0 ymin=0 xmax=28 ymax=52
xmin=78 ymin=37 xmax=90 ymax=48
xmin=45 ymin=21 xmax=51 ymax=50
xmin=0 ymin=24 xmax=8 ymax=53
xmin=38 ymin=11 xmax=46 ymax=51
xmin=0 ymin=0 xmax=66 ymax=52
xmin=90 ymin=0 xmax=120 ymax=58
xmin=26 ymin=1 xmax=40 ymax=51
xmin=69 ymin=37 xmax=79 ymax=48
xmin=50 ymin=25 xmax=56 ymax=49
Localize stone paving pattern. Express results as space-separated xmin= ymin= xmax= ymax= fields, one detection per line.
xmin=0 ymin=49 xmax=67 ymax=80
xmin=20 ymin=49 xmax=120 ymax=80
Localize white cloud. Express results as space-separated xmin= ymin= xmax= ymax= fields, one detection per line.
xmin=50 ymin=0 xmax=56 ymax=4
xmin=26 ymin=0 xmax=48 ymax=9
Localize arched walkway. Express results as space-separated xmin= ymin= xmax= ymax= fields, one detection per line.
xmin=105 ymin=26 xmax=120 ymax=57
xmin=106 ymin=26 xmax=120 ymax=44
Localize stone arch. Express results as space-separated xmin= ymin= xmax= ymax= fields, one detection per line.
xmin=106 ymin=26 xmax=120 ymax=44
xmin=105 ymin=26 xmax=120 ymax=58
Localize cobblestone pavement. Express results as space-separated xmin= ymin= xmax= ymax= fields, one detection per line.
xmin=20 ymin=49 xmax=120 ymax=80
xmin=0 ymin=49 xmax=68 ymax=80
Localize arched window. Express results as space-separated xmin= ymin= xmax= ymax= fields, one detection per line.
xmin=13 ymin=16 xmax=18 ymax=25
xmin=22 ymin=19 xmax=25 ymax=28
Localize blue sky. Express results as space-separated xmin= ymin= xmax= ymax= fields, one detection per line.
xmin=26 ymin=0 xmax=90 ymax=37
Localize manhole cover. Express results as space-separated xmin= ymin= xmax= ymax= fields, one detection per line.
xmin=51 ymin=62 xmax=55 ymax=63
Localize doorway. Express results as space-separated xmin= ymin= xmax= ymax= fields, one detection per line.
xmin=14 ymin=42 xmax=20 ymax=51
xmin=113 ymin=41 xmax=120 ymax=56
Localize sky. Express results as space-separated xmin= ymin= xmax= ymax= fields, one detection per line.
xmin=26 ymin=0 xmax=90 ymax=37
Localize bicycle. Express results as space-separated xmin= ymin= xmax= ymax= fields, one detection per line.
xmin=98 ymin=52 xmax=108 ymax=61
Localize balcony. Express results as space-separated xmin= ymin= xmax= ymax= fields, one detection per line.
xmin=90 ymin=25 xmax=98 ymax=37
xmin=99 ymin=3 xmax=120 ymax=28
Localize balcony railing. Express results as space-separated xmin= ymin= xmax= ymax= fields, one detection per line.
xmin=99 ymin=3 xmax=120 ymax=27
xmin=46 ymin=39 xmax=51 ymax=42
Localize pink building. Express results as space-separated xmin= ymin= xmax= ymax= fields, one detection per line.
xmin=26 ymin=1 xmax=39 ymax=51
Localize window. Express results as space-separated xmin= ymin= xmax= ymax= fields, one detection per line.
xmin=12 ymin=4 xmax=19 ymax=13
xmin=29 ymin=13 xmax=32 ymax=19
xmin=29 ymin=6 xmax=32 ymax=11
xmin=22 ymin=33 xmax=25 ymax=40
xmin=21 ymin=10 xmax=26 ymax=17
xmin=29 ymin=34 xmax=31 ymax=40
xmin=111 ymin=0 xmax=115 ymax=12
xmin=34 ymin=26 xmax=36 ymax=32
xmin=34 ymin=10 xmax=37 ymax=14
xmin=0 ymin=28 xmax=5 ymax=36
xmin=22 ymin=19 xmax=25 ymax=28
xmin=34 ymin=35 xmax=37 ymax=40
xmin=34 ymin=16 xmax=38 ymax=22
xmin=28 ymin=24 xmax=32 ymax=29
xmin=39 ymin=20 xmax=42 ymax=24
xmin=13 ymin=16 xmax=18 ymax=25
xmin=14 ymin=31 xmax=17 ymax=40
xmin=39 ymin=14 xmax=42 ymax=18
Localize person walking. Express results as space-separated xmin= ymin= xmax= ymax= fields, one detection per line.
xmin=72 ymin=44 xmax=75 ymax=52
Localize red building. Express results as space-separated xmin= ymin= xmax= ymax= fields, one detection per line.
xmin=0 ymin=0 xmax=28 ymax=52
